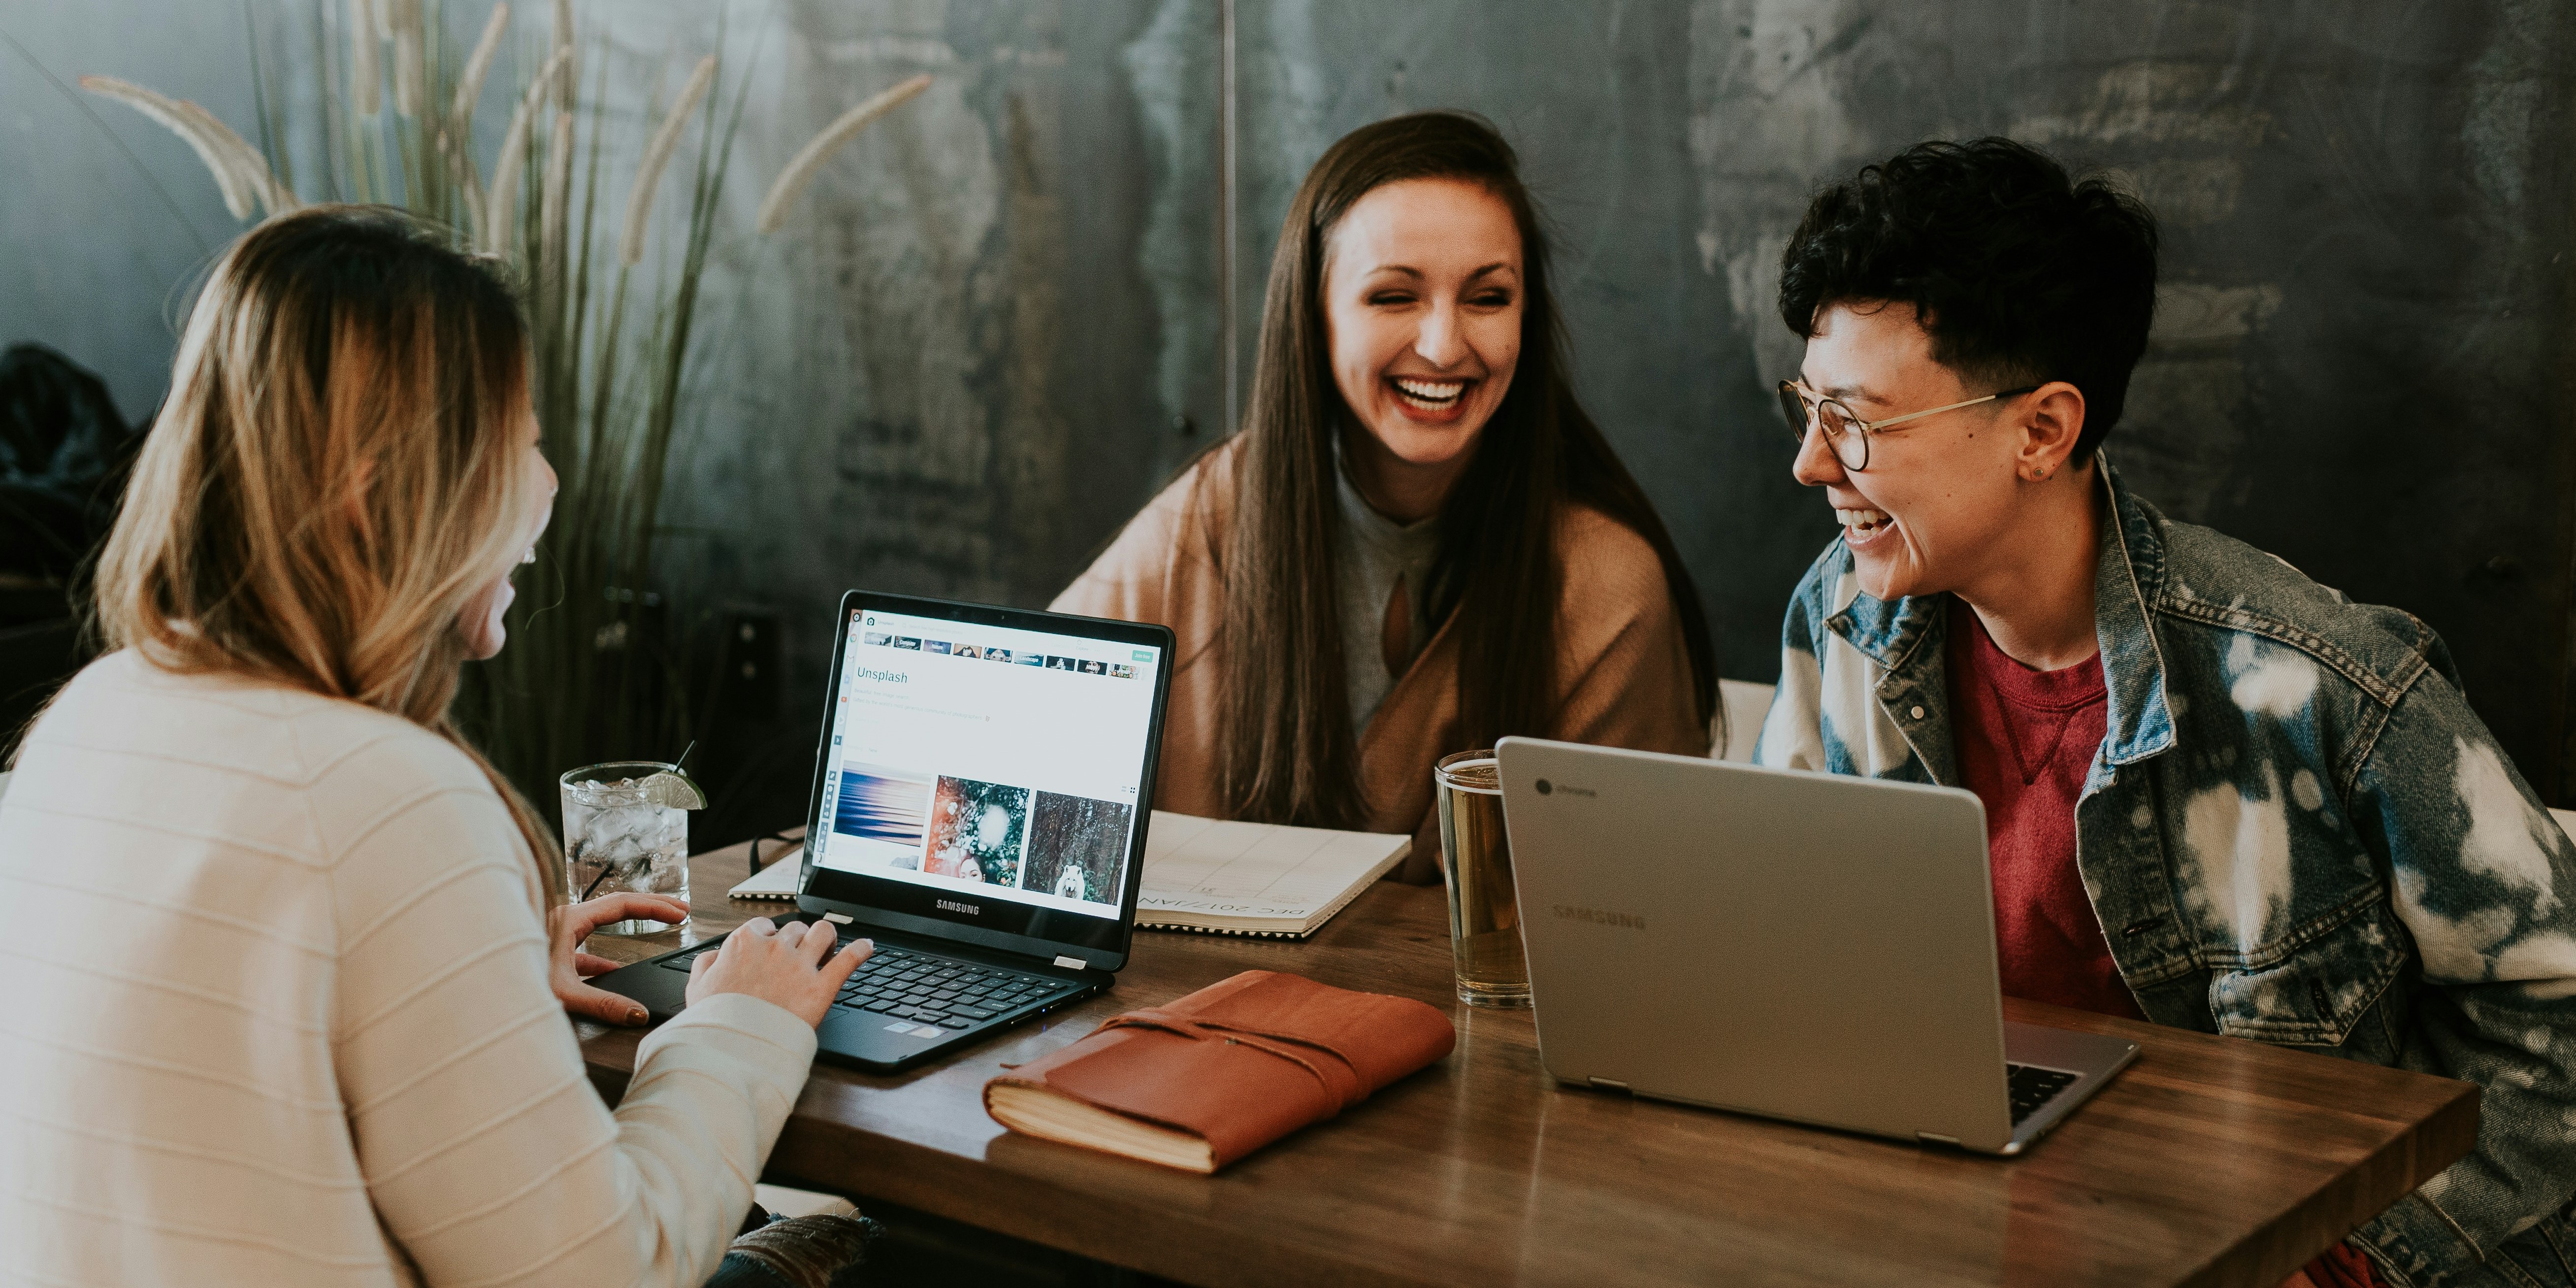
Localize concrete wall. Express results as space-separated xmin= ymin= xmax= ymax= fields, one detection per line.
xmin=7 ymin=0 xmax=2575 ymax=804
xmin=1 ymin=2 xmax=260 ymax=428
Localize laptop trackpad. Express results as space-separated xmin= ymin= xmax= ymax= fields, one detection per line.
xmin=818 ymin=1005 xmax=949 ymax=1062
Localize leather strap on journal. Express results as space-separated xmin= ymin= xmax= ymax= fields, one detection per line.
xmin=1094 ymin=1007 xmax=1369 ymax=1111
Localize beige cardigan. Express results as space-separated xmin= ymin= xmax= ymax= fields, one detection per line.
xmin=1053 ymin=441 xmax=1708 ymax=882
xmin=0 ymin=652 xmax=815 ymax=1287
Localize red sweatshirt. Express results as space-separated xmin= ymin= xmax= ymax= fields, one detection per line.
xmin=1945 ymin=599 xmax=2379 ymax=1286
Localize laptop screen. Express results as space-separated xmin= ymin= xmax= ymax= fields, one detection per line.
xmin=800 ymin=595 xmax=1169 ymax=960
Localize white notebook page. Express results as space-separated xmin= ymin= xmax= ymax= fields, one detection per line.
xmin=1138 ymin=811 xmax=1408 ymax=922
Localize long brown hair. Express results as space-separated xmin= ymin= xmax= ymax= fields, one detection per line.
xmin=92 ymin=205 xmax=563 ymax=904
xmin=1217 ymin=111 xmax=1716 ymax=828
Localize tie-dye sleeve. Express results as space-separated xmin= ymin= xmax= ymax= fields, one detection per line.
xmin=1753 ymin=553 xmax=1833 ymax=773
xmin=2345 ymin=664 xmax=2576 ymax=1279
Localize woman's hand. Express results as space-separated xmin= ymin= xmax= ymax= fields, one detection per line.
xmin=686 ymin=917 xmax=872 ymax=1027
xmin=549 ymin=892 xmax=690 ymax=1026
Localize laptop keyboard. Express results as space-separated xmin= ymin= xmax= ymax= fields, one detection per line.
xmin=2006 ymin=1063 xmax=2080 ymax=1126
xmin=656 ymin=937 xmax=1083 ymax=1031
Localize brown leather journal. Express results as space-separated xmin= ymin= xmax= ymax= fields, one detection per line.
xmin=981 ymin=969 xmax=1456 ymax=1173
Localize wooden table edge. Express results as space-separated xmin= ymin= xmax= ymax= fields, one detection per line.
xmin=579 ymin=837 xmax=2487 ymax=1288
xmin=583 ymin=1057 xmax=1427 ymax=1288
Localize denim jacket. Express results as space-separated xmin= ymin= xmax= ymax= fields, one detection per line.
xmin=1755 ymin=459 xmax=2576 ymax=1287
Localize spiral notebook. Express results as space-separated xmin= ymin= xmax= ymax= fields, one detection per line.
xmin=1135 ymin=811 xmax=1411 ymax=939
xmin=727 ymin=842 xmax=806 ymax=900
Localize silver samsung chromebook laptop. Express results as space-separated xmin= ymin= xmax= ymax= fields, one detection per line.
xmin=1494 ymin=737 xmax=2137 ymax=1155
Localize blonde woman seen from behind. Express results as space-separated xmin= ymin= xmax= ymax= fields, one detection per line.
xmin=0 ymin=206 xmax=873 ymax=1288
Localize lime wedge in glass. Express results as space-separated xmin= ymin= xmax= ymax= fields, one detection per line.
xmin=639 ymin=769 xmax=708 ymax=810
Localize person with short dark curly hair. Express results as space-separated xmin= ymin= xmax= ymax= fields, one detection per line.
xmin=1756 ymin=138 xmax=2576 ymax=1288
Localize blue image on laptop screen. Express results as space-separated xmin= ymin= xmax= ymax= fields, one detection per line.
xmin=811 ymin=610 xmax=1163 ymax=916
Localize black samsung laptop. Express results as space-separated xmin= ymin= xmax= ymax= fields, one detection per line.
xmin=593 ymin=590 xmax=1175 ymax=1072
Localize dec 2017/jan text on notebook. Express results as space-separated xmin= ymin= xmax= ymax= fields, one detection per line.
xmin=1137 ymin=812 xmax=1410 ymax=938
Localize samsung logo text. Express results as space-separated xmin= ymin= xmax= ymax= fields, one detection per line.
xmin=935 ymin=899 xmax=979 ymax=916
xmin=1554 ymin=904 xmax=1645 ymax=930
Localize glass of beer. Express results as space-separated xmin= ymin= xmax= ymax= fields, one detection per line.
xmin=1435 ymin=749 xmax=1528 ymax=1008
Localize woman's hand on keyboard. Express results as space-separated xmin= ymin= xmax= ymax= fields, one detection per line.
xmin=688 ymin=917 xmax=874 ymax=1027
xmin=549 ymin=892 xmax=692 ymax=1026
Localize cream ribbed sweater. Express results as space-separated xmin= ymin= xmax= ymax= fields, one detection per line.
xmin=0 ymin=651 xmax=817 ymax=1287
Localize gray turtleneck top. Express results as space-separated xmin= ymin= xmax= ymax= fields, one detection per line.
xmin=1334 ymin=462 xmax=1442 ymax=733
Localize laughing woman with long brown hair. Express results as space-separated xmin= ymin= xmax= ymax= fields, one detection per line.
xmin=0 ymin=207 xmax=872 ymax=1288
xmin=1055 ymin=112 xmax=1714 ymax=875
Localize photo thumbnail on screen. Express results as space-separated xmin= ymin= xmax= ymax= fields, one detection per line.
xmin=1022 ymin=792 xmax=1132 ymax=904
xmin=928 ymin=776 xmax=1031 ymax=886
xmin=832 ymin=765 xmax=933 ymax=870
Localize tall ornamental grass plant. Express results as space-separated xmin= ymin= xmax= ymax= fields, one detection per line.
xmin=75 ymin=0 xmax=928 ymax=820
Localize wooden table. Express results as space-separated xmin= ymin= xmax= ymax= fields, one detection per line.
xmin=580 ymin=839 xmax=2478 ymax=1288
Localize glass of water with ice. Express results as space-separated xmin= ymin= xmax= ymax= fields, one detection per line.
xmin=559 ymin=761 xmax=692 ymax=935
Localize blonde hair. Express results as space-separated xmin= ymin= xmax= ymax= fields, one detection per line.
xmin=94 ymin=204 xmax=563 ymax=905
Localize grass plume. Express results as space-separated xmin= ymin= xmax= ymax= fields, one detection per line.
xmin=618 ymin=54 xmax=713 ymax=266
xmin=388 ymin=0 xmax=423 ymax=118
xmin=754 ymin=72 xmax=929 ymax=236
xmin=78 ymin=75 xmax=285 ymax=219
xmin=550 ymin=0 xmax=577 ymax=111
xmin=484 ymin=47 xmax=565 ymax=253
xmin=451 ymin=3 xmax=508 ymax=132
xmin=346 ymin=0 xmax=378 ymax=115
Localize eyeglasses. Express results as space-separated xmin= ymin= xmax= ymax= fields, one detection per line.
xmin=1776 ymin=380 xmax=2042 ymax=472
